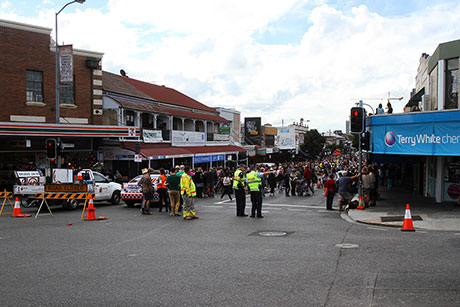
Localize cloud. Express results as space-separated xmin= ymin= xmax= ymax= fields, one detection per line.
xmin=2 ymin=0 xmax=460 ymax=132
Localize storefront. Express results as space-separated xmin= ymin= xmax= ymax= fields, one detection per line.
xmin=369 ymin=110 xmax=460 ymax=203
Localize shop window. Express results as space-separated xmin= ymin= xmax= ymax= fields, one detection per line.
xmin=26 ymin=70 xmax=43 ymax=102
xmin=429 ymin=66 xmax=438 ymax=111
xmin=445 ymin=157 xmax=460 ymax=183
xmin=125 ymin=110 xmax=135 ymax=126
xmin=141 ymin=113 xmax=153 ymax=128
xmin=60 ymin=83 xmax=75 ymax=105
xmin=445 ymin=58 xmax=459 ymax=109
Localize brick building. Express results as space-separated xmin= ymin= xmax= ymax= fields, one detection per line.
xmin=0 ymin=19 xmax=137 ymax=188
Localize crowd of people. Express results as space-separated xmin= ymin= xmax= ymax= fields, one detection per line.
xmin=135 ymin=156 xmax=398 ymax=219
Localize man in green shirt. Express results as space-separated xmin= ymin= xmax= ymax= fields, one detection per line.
xmin=166 ymin=167 xmax=181 ymax=216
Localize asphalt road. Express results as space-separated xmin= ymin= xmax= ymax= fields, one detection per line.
xmin=1 ymin=191 xmax=460 ymax=306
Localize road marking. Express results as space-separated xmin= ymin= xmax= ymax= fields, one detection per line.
xmin=205 ymin=206 xmax=224 ymax=208
xmin=128 ymin=254 xmax=138 ymax=257
xmin=417 ymin=231 xmax=428 ymax=234
xmin=263 ymin=203 xmax=322 ymax=209
xmin=0 ymin=237 xmax=10 ymax=240
xmin=287 ymin=209 xmax=308 ymax=212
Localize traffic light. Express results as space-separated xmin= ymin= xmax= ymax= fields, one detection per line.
xmin=361 ymin=131 xmax=371 ymax=151
xmin=46 ymin=139 xmax=57 ymax=159
xmin=350 ymin=107 xmax=364 ymax=133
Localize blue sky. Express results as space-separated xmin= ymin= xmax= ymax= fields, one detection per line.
xmin=2 ymin=0 xmax=460 ymax=132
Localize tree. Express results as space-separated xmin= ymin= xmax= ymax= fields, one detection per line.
xmin=301 ymin=129 xmax=325 ymax=158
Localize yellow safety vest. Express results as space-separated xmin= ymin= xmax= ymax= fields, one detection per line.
xmin=180 ymin=173 xmax=196 ymax=196
xmin=246 ymin=171 xmax=261 ymax=192
xmin=233 ymin=169 xmax=245 ymax=189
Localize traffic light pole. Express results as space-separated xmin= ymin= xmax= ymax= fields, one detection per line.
xmin=358 ymin=100 xmax=363 ymax=198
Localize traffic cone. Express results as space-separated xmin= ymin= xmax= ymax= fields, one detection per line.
xmin=356 ymin=196 xmax=365 ymax=210
xmin=402 ymin=203 xmax=415 ymax=232
xmin=12 ymin=197 xmax=31 ymax=218
xmin=85 ymin=196 xmax=96 ymax=221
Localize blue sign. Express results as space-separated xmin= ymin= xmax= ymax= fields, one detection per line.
xmin=193 ymin=154 xmax=225 ymax=164
xmin=371 ymin=111 xmax=460 ymax=156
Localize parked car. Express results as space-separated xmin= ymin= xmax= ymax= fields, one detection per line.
xmin=121 ymin=172 xmax=160 ymax=207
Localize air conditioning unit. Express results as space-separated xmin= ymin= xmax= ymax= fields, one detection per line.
xmin=422 ymin=94 xmax=430 ymax=111
xmin=93 ymin=109 xmax=103 ymax=115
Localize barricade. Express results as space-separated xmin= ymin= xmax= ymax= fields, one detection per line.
xmin=0 ymin=190 xmax=14 ymax=216
xmin=34 ymin=192 xmax=95 ymax=219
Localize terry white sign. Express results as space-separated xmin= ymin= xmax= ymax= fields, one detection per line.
xmin=172 ymin=131 xmax=205 ymax=146
xmin=143 ymin=129 xmax=163 ymax=143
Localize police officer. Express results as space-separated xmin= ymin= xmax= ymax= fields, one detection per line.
xmin=233 ymin=164 xmax=247 ymax=217
xmin=246 ymin=165 xmax=273 ymax=218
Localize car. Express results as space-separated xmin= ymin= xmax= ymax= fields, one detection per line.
xmin=121 ymin=173 xmax=160 ymax=207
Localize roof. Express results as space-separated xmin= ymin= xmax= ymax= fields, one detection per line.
xmin=119 ymin=75 xmax=218 ymax=113
xmin=110 ymin=96 xmax=227 ymax=122
xmin=103 ymin=72 xmax=152 ymax=100
xmin=121 ymin=142 xmax=245 ymax=158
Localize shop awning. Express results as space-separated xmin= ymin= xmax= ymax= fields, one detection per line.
xmin=121 ymin=142 xmax=246 ymax=158
xmin=405 ymin=88 xmax=425 ymax=108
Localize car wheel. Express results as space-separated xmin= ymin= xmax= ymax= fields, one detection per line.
xmin=65 ymin=199 xmax=80 ymax=210
xmin=124 ymin=200 xmax=136 ymax=207
xmin=111 ymin=191 xmax=121 ymax=206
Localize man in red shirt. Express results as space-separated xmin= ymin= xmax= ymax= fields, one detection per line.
xmin=324 ymin=174 xmax=337 ymax=210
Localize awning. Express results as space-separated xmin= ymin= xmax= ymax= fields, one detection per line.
xmin=121 ymin=142 xmax=246 ymax=159
xmin=405 ymin=88 xmax=425 ymax=108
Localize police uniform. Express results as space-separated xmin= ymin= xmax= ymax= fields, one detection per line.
xmin=233 ymin=167 xmax=247 ymax=216
xmin=246 ymin=170 xmax=263 ymax=218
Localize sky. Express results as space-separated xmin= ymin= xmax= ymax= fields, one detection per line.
xmin=2 ymin=0 xmax=460 ymax=133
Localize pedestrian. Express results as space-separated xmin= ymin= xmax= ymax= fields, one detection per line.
xmin=284 ymin=170 xmax=291 ymax=196
xmin=267 ymin=170 xmax=276 ymax=196
xmin=233 ymin=164 xmax=247 ymax=217
xmin=361 ymin=167 xmax=371 ymax=207
xmin=180 ymin=166 xmax=199 ymax=220
xmin=303 ymin=165 xmax=315 ymax=196
xmin=166 ymin=167 xmax=181 ymax=216
xmin=324 ymin=173 xmax=337 ymax=210
xmin=157 ymin=168 xmax=170 ymax=213
xmin=336 ymin=171 xmax=351 ymax=211
xmin=376 ymin=103 xmax=384 ymax=114
xmin=220 ymin=172 xmax=233 ymax=200
xmin=386 ymin=102 xmax=393 ymax=114
xmin=138 ymin=168 xmax=154 ymax=215
xmin=193 ymin=167 xmax=204 ymax=198
xmin=206 ymin=168 xmax=217 ymax=197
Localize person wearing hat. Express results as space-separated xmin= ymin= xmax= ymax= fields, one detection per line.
xmin=233 ymin=164 xmax=247 ymax=217
xmin=246 ymin=165 xmax=273 ymax=218
xmin=138 ymin=168 xmax=154 ymax=215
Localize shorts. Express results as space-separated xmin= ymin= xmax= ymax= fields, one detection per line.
xmin=339 ymin=192 xmax=351 ymax=202
xmin=143 ymin=192 xmax=153 ymax=200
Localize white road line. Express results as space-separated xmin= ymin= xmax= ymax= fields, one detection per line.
xmin=205 ymin=206 xmax=224 ymax=208
xmin=287 ymin=209 xmax=308 ymax=212
xmin=367 ymin=227 xmax=388 ymax=231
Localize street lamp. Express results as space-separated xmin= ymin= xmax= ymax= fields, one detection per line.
xmin=55 ymin=0 xmax=86 ymax=124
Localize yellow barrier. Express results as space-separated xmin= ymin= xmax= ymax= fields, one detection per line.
xmin=34 ymin=192 xmax=94 ymax=219
xmin=0 ymin=189 xmax=14 ymax=216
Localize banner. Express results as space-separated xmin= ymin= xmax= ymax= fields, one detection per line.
xmin=276 ymin=127 xmax=296 ymax=149
xmin=244 ymin=117 xmax=261 ymax=145
xmin=372 ymin=121 xmax=460 ymax=156
xmin=59 ymin=45 xmax=73 ymax=84
xmin=143 ymin=129 xmax=163 ymax=143
xmin=172 ymin=131 xmax=205 ymax=146
xmin=214 ymin=133 xmax=230 ymax=141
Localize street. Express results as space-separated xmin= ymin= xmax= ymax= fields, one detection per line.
xmin=1 ymin=192 xmax=460 ymax=307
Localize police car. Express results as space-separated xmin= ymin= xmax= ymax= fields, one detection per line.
xmin=121 ymin=172 xmax=160 ymax=207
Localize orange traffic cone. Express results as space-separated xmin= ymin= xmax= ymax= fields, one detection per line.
xmin=356 ymin=196 xmax=365 ymax=210
xmin=12 ymin=197 xmax=31 ymax=218
xmin=85 ymin=197 xmax=96 ymax=221
xmin=402 ymin=203 xmax=415 ymax=231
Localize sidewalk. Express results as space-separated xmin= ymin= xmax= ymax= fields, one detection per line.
xmin=346 ymin=186 xmax=460 ymax=231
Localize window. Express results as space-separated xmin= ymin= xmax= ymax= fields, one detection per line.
xmin=445 ymin=58 xmax=458 ymax=109
xmin=26 ymin=70 xmax=43 ymax=102
xmin=125 ymin=110 xmax=135 ymax=126
xmin=60 ymin=83 xmax=75 ymax=105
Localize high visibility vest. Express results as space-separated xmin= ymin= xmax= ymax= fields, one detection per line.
xmin=246 ymin=171 xmax=261 ymax=192
xmin=180 ymin=173 xmax=196 ymax=196
xmin=233 ymin=169 xmax=245 ymax=189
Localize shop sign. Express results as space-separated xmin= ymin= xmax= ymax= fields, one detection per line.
xmin=143 ymin=129 xmax=163 ymax=143
xmin=193 ymin=154 xmax=225 ymax=164
xmin=373 ymin=121 xmax=460 ymax=156
xmin=218 ymin=127 xmax=230 ymax=134
xmin=134 ymin=154 xmax=142 ymax=162
xmin=214 ymin=133 xmax=230 ymax=141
